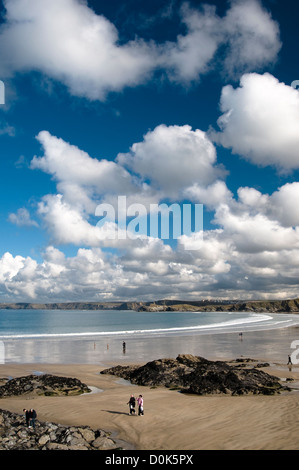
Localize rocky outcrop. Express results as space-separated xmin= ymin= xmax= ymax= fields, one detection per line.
xmin=0 ymin=409 xmax=118 ymax=450
xmin=101 ymin=354 xmax=286 ymax=396
xmin=0 ymin=374 xmax=91 ymax=397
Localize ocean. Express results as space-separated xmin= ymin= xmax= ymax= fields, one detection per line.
xmin=1 ymin=309 xmax=299 ymax=339
xmin=1 ymin=309 xmax=299 ymax=364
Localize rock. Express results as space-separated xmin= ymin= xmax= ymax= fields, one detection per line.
xmin=101 ymin=354 xmax=286 ymax=396
xmin=49 ymin=431 xmax=57 ymax=441
xmin=92 ymin=436 xmax=116 ymax=449
xmin=0 ymin=409 xmax=119 ymax=450
xmin=68 ymin=444 xmax=89 ymax=450
xmin=46 ymin=442 xmax=69 ymax=450
xmin=38 ymin=435 xmax=50 ymax=446
xmin=78 ymin=427 xmax=96 ymax=443
xmin=0 ymin=374 xmax=91 ymax=397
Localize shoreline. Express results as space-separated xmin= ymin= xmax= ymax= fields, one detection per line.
xmin=2 ymin=322 xmax=299 ymax=365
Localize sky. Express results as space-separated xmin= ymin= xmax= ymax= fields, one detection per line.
xmin=0 ymin=0 xmax=299 ymax=303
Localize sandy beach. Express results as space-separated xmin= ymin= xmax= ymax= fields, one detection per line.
xmin=1 ymin=328 xmax=299 ymax=450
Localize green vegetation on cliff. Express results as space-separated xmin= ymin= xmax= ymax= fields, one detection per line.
xmin=0 ymin=298 xmax=298 ymax=313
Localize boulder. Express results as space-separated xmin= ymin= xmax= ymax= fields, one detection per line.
xmin=78 ymin=427 xmax=96 ymax=443
xmin=92 ymin=436 xmax=116 ymax=449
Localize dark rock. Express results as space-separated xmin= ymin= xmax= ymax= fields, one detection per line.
xmin=0 ymin=409 xmax=118 ymax=450
xmin=0 ymin=374 xmax=91 ymax=397
xmin=101 ymin=354 xmax=286 ymax=396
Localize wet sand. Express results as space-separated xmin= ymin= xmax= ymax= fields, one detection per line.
xmin=2 ymin=322 xmax=299 ymax=365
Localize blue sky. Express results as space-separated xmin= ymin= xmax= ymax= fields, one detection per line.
xmin=0 ymin=0 xmax=299 ymax=303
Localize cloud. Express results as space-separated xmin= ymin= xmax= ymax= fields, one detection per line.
xmin=117 ymin=124 xmax=224 ymax=198
xmin=37 ymin=194 xmax=103 ymax=246
xmin=8 ymin=208 xmax=38 ymax=227
xmin=31 ymin=130 xmax=135 ymax=213
xmin=29 ymin=125 xmax=226 ymax=245
xmin=162 ymin=0 xmax=281 ymax=83
xmin=23 ymin=122 xmax=299 ymax=303
xmin=4 ymin=177 xmax=299 ymax=302
xmin=184 ymin=180 xmax=233 ymax=210
xmin=4 ymin=201 xmax=299 ymax=301
xmin=237 ymin=182 xmax=299 ymax=228
xmin=0 ymin=119 xmax=15 ymax=136
xmin=177 ymin=179 xmax=299 ymax=298
xmin=221 ymin=0 xmax=281 ymax=78
xmin=0 ymin=252 xmax=28 ymax=282
xmin=160 ymin=3 xmax=223 ymax=82
xmin=211 ymin=73 xmax=299 ymax=170
xmin=0 ymin=0 xmax=157 ymax=100
xmin=214 ymin=203 xmax=299 ymax=254
xmin=269 ymin=183 xmax=299 ymax=227
xmin=0 ymin=0 xmax=281 ymax=100
xmin=1 ymin=3 xmax=297 ymax=304
xmin=14 ymin=155 xmax=28 ymax=169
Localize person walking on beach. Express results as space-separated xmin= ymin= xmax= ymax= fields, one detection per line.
xmin=29 ymin=408 xmax=37 ymax=429
xmin=127 ymin=395 xmax=136 ymax=415
xmin=137 ymin=394 xmax=144 ymax=416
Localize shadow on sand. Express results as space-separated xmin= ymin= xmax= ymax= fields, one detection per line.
xmin=102 ymin=409 xmax=130 ymax=416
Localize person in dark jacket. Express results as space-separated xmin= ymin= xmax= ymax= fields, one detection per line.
xmin=29 ymin=408 xmax=37 ymax=428
xmin=23 ymin=408 xmax=30 ymax=427
xmin=127 ymin=395 xmax=136 ymax=415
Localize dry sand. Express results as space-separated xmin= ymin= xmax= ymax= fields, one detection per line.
xmin=0 ymin=361 xmax=299 ymax=450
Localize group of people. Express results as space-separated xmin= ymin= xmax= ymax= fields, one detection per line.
xmin=23 ymin=408 xmax=37 ymax=429
xmin=127 ymin=394 xmax=144 ymax=416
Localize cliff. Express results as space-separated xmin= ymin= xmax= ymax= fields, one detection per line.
xmin=0 ymin=301 xmax=124 ymax=310
xmin=0 ymin=298 xmax=299 ymax=313
xmin=136 ymin=298 xmax=299 ymax=313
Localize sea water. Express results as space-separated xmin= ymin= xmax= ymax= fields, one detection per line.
xmin=0 ymin=309 xmax=298 ymax=339
xmin=1 ymin=309 xmax=299 ymax=363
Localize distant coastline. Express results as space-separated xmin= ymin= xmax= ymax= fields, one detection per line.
xmin=0 ymin=298 xmax=299 ymax=313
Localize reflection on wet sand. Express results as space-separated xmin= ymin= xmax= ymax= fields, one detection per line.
xmin=2 ymin=325 xmax=299 ymax=365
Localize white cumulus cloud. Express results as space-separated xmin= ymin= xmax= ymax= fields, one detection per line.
xmin=117 ymin=124 xmax=224 ymax=198
xmin=0 ymin=0 xmax=281 ymax=100
xmin=211 ymin=73 xmax=299 ymax=170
